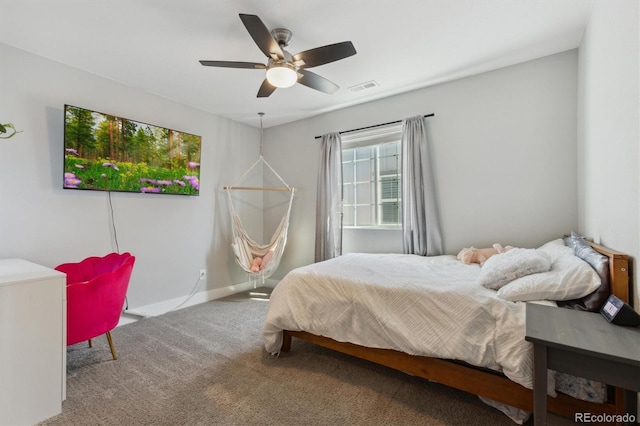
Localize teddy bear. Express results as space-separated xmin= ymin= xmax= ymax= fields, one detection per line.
xmin=456 ymin=243 xmax=514 ymax=265
xmin=250 ymin=256 xmax=262 ymax=272
xmin=250 ymin=249 xmax=275 ymax=273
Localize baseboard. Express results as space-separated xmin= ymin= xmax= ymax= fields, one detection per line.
xmin=120 ymin=278 xmax=278 ymax=324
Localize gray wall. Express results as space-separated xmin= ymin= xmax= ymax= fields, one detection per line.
xmin=264 ymin=51 xmax=579 ymax=278
xmin=0 ymin=42 xmax=263 ymax=309
xmin=2 ymin=0 xmax=637 ymax=315
xmin=577 ymin=0 xmax=639 ymax=309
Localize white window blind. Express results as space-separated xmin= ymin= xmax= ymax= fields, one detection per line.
xmin=341 ymin=123 xmax=402 ymax=228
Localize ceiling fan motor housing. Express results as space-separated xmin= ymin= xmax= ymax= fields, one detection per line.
xmin=271 ymin=28 xmax=293 ymax=47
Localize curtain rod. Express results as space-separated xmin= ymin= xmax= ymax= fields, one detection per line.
xmin=314 ymin=113 xmax=434 ymax=140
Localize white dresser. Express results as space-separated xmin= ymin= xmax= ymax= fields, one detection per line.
xmin=0 ymin=259 xmax=66 ymax=425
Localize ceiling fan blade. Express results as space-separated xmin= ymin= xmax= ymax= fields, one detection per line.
xmin=293 ymin=41 xmax=356 ymax=69
xmin=239 ymin=14 xmax=285 ymax=60
xmin=298 ymin=70 xmax=339 ymax=94
xmin=199 ymin=60 xmax=266 ymax=69
xmin=257 ymin=79 xmax=277 ymax=98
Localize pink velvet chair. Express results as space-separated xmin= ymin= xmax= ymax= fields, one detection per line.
xmin=55 ymin=252 xmax=135 ymax=360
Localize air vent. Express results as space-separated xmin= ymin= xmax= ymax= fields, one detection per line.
xmin=348 ymin=80 xmax=379 ymax=93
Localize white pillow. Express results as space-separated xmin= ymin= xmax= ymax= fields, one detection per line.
xmin=477 ymin=248 xmax=552 ymax=290
xmin=497 ymin=251 xmax=601 ymax=302
xmin=537 ymin=238 xmax=573 ymax=263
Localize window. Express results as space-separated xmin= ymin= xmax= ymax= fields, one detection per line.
xmin=341 ymin=124 xmax=402 ymax=228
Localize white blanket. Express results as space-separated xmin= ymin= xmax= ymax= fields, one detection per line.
xmin=262 ymin=253 xmax=536 ymax=389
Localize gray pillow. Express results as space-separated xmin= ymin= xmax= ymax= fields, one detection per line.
xmin=558 ymin=233 xmax=610 ymax=312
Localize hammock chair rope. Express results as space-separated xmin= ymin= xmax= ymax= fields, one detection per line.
xmin=224 ymin=113 xmax=294 ymax=279
xmin=225 ymin=154 xmax=292 ymax=191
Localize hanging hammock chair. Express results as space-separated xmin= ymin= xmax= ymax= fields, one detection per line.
xmin=224 ymin=114 xmax=295 ymax=280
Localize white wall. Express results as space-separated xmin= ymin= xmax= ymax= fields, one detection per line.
xmin=0 ymin=42 xmax=263 ymax=309
xmin=264 ymin=51 xmax=579 ymax=279
xmin=577 ymin=0 xmax=639 ymax=309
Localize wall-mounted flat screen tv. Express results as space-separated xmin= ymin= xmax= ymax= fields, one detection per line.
xmin=63 ymin=104 xmax=202 ymax=196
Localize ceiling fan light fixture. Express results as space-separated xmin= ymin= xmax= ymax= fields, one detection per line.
xmin=266 ymin=63 xmax=297 ymax=88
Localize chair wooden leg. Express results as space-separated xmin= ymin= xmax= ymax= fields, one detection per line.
xmin=88 ymin=339 xmax=93 ymax=348
xmin=105 ymin=331 xmax=118 ymax=360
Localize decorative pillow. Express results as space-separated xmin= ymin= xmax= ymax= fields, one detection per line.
xmin=497 ymin=250 xmax=601 ymax=302
xmin=562 ymin=232 xmax=578 ymax=249
xmin=477 ymin=248 xmax=552 ymax=290
xmin=558 ymin=233 xmax=611 ymax=312
xmin=563 ymin=231 xmax=584 ymax=249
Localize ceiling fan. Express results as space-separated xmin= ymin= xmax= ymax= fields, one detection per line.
xmin=199 ymin=13 xmax=357 ymax=98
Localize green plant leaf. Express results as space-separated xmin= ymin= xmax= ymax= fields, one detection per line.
xmin=0 ymin=123 xmax=21 ymax=139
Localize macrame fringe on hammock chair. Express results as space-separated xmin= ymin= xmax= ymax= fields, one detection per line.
xmin=224 ymin=114 xmax=295 ymax=283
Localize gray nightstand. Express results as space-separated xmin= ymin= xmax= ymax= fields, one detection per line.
xmin=525 ymin=303 xmax=640 ymax=426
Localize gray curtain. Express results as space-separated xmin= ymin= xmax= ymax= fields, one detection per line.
xmin=315 ymin=132 xmax=343 ymax=262
xmin=401 ymin=116 xmax=443 ymax=256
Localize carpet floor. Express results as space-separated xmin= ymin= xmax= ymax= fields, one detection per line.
xmin=41 ymin=288 xmax=573 ymax=425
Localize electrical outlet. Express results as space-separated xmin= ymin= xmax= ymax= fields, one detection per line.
xmin=199 ymin=269 xmax=206 ymax=280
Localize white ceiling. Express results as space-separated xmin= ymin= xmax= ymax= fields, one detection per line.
xmin=0 ymin=0 xmax=594 ymax=127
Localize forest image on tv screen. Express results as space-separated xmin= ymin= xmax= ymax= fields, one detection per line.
xmin=64 ymin=105 xmax=201 ymax=195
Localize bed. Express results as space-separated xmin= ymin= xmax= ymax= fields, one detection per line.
xmin=262 ymin=237 xmax=631 ymax=421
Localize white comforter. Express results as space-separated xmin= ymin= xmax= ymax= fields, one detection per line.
xmin=262 ymin=253 xmax=536 ymax=389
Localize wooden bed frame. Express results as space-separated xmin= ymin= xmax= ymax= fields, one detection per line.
xmin=279 ymin=241 xmax=631 ymax=420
